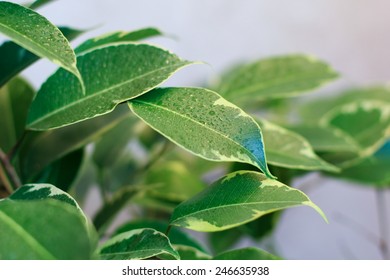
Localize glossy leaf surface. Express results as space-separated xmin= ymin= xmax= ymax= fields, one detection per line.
xmin=170 ymin=171 xmax=326 ymax=232
xmin=99 ymin=228 xmax=179 ymax=260
xmin=129 ymin=87 xmax=273 ymax=178
xmin=0 ymin=2 xmax=81 ymax=82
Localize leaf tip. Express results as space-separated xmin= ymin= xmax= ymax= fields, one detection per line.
xmin=303 ymin=201 xmax=328 ymax=223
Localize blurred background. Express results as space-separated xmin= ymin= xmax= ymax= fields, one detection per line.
xmin=8 ymin=0 xmax=390 ymax=259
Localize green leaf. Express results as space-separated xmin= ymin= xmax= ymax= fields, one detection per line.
xmin=28 ymin=0 xmax=56 ymax=10
xmin=114 ymin=220 xmax=207 ymax=253
xmin=145 ymin=161 xmax=205 ymax=202
xmin=258 ymin=119 xmax=339 ymax=172
xmin=0 ymin=77 xmax=34 ymax=152
xmin=0 ymin=26 xmax=84 ymax=86
xmin=92 ymin=116 xmax=136 ymax=169
xmin=287 ymin=124 xmax=358 ymax=153
xmin=213 ymin=247 xmax=281 ymax=260
xmin=0 ymin=2 xmax=82 ymax=84
xmin=172 ymin=245 xmax=211 ymax=260
xmin=32 ymin=148 xmax=83 ymax=192
xmin=9 ymin=183 xmax=80 ymax=209
xmin=170 ymin=171 xmax=326 ymax=232
xmin=300 ymin=87 xmax=390 ymax=122
xmin=129 ymin=87 xmax=274 ymax=178
xmin=240 ymin=212 xmax=280 ymax=240
xmin=99 ymin=228 xmax=179 ymax=260
xmin=218 ymin=55 xmax=338 ymax=101
xmin=92 ymin=185 xmax=146 ymax=232
xmin=20 ymin=105 xmax=130 ymax=180
xmin=321 ymin=100 xmax=390 ymax=158
xmin=0 ymin=199 xmax=95 ymax=259
xmin=335 ymin=141 xmax=390 ymax=186
xmin=209 ymin=228 xmax=242 ymax=254
xmin=27 ymin=43 xmax=193 ymax=130
xmin=75 ymin=27 xmax=163 ymax=55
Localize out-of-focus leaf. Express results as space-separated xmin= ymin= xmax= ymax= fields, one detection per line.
xmin=321 ymin=100 xmax=390 ymax=158
xmin=0 ymin=77 xmax=34 ymax=152
xmin=287 ymin=124 xmax=358 ymax=153
xmin=145 ymin=161 xmax=205 ymax=202
xmin=99 ymin=228 xmax=179 ymax=260
xmin=92 ymin=185 xmax=147 ymax=232
xmin=170 ymin=171 xmax=326 ymax=232
xmin=258 ymin=119 xmax=338 ymax=172
xmin=75 ymin=27 xmax=163 ymax=54
xmin=114 ymin=219 xmax=207 ymax=253
xmin=0 ymin=27 xmax=84 ymax=86
xmin=28 ymin=0 xmax=55 ymax=10
xmin=172 ymin=245 xmax=211 ymax=260
xmin=213 ymin=247 xmax=281 ymax=260
xmin=32 ymin=148 xmax=83 ymax=191
xmin=335 ymin=141 xmax=390 ymax=186
xmin=0 ymin=2 xmax=82 ymax=84
xmin=27 ymin=43 xmax=193 ymax=130
xmin=300 ymin=87 xmax=390 ymax=122
xmin=129 ymin=87 xmax=274 ymax=178
xmin=218 ymin=55 xmax=338 ymax=102
xmin=0 ymin=199 xmax=95 ymax=259
xmin=209 ymin=228 xmax=242 ymax=254
xmin=20 ymin=105 xmax=130 ymax=180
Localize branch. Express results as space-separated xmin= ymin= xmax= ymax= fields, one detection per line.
xmin=0 ymin=147 xmax=21 ymax=190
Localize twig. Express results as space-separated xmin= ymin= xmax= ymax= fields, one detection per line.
xmin=0 ymin=147 xmax=21 ymax=190
xmin=0 ymin=165 xmax=13 ymax=195
xmin=376 ymin=189 xmax=389 ymax=260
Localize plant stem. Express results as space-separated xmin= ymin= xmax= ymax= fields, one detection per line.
xmin=0 ymin=147 xmax=21 ymax=190
xmin=376 ymin=189 xmax=389 ymax=260
xmin=0 ymin=165 xmax=13 ymax=195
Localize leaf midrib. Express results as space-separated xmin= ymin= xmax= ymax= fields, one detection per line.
xmin=131 ymin=99 xmax=261 ymax=168
xmin=28 ymin=62 xmax=188 ymax=127
xmin=172 ymin=199 xmax=305 ymax=223
xmin=0 ymin=209 xmax=56 ymax=259
xmin=0 ymin=19 xmax=72 ymax=67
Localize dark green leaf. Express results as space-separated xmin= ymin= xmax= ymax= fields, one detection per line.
xmin=0 ymin=199 xmax=95 ymax=259
xmin=0 ymin=2 xmax=82 ymax=83
xmin=20 ymin=105 xmax=130 ymax=180
xmin=114 ymin=220 xmax=207 ymax=252
xmin=32 ymin=148 xmax=83 ymax=191
xmin=27 ymin=43 xmax=193 ymax=130
xmin=0 ymin=77 xmax=34 ymax=152
xmin=75 ymin=27 xmax=163 ymax=54
xmin=213 ymin=247 xmax=281 ymax=260
xmin=28 ymin=0 xmax=56 ymax=10
xmin=92 ymin=185 xmax=147 ymax=232
xmin=99 ymin=228 xmax=179 ymax=260
xmin=209 ymin=228 xmax=242 ymax=254
xmin=0 ymin=27 xmax=84 ymax=86
xmin=218 ymin=55 xmax=338 ymax=102
xmin=170 ymin=171 xmax=326 ymax=232
xmin=173 ymin=245 xmax=211 ymax=260
xmin=129 ymin=87 xmax=274 ymax=178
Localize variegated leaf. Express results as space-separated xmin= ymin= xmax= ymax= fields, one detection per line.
xmin=170 ymin=171 xmax=326 ymax=232
xmin=129 ymin=87 xmax=274 ymax=178
xmin=99 ymin=228 xmax=179 ymax=260
xmin=258 ymin=119 xmax=339 ymax=172
xmin=321 ymin=100 xmax=390 ymax=158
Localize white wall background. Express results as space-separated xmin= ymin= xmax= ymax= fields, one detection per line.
xmin=5 ymin=0 xmax=390 ymax=259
